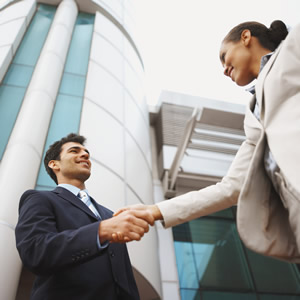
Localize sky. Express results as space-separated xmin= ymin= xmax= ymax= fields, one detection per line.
xmin=132 ymin=0 xmax=300 ymax=106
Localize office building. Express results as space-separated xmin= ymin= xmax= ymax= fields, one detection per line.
xmin=0 ymin=1 xmax=299 ymax=299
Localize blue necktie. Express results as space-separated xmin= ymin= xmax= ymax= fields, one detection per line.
xmin=78 ymin=191 xmax=101 ymax=219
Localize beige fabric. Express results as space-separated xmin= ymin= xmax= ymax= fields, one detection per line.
xmin=157 ymin=23 xmax=300 ymax=262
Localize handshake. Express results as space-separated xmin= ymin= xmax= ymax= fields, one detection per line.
xmin=98 ymin=204 xmax=163 ymax=244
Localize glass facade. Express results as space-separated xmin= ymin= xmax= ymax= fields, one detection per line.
xmin=36 ymin=12 xmax=95 ymax=190
xmin=173 ymin=207 xmax=300 ymax=300
xmin=0 ymin=4 xmax=55 ymax=160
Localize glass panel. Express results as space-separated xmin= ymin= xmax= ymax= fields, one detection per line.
xmin=202 ymin=291 xmax=257 ymax=300
xmin=259 ymin=294 xmax=300 ymax=300
xmin=0 ymin=86 xmax=25 ymax=157
xmin=35 ymin=12 xmax=95 ymax=190
xmin=173 ymin=209 xmax=300 ymax=298
xmin=0 ymin=4 xmax=55 ymax=160
xmin=189 ymin=218 xmax=253 ymax=290
xmin=180 ymin=288 xmax=201 ymax=300
xmin=207 ymin=207 xmax=234 ymax=219
xmin=59 ymin=73 xmax=86 ymax=97
xmin=174 ymin=241 xmax=199 ymax=289
xmin=3 ymin=64 xmax=33 ymax=87
xmin=14 ymin=5 xmax=56 ymax=66
xmin=64 ymin=13 xmax=94 ymax=75
xmin=36 ymin=94 xmax=82 ymax=189
xmin=246 ymin=249 xmax=300 ymax=294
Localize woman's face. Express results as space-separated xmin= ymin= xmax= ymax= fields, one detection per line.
xmin=219 ymin=38 xmax=256 ymax=86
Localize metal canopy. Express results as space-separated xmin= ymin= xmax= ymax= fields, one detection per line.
xmin=151 ymin=97 xmax=246 ymax=198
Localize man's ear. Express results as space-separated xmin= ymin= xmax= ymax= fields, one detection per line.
xmin=48 ymin=160 xmax=60 ymax=172
xmin=241 ymin=29 xmax=251 ymax=46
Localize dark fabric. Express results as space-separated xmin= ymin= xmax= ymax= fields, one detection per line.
xmin=15 ymin=187 xmax=140 ymax=300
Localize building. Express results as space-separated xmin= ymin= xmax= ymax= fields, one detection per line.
xmin=0 ymin=1 xmax=299 ymax=299
xmin=0 ymin=0 xmax=160 ymax=299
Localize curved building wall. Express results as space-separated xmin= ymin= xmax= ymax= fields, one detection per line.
xmin=80 ymin=8 xmax=161 ymax=297
xmin=0 ymin=0 xmax=161 ymax=299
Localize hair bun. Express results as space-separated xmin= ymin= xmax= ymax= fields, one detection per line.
xmin=269 ymin=20 xmax=288 ymax=43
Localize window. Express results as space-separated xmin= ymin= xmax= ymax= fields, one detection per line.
xmin=36 ymin=12 xmax=95 ymax=190
xmin=173 ymin=209 xmax=300 ymax=299
xmin=0 ymin=4 xmax=55 ymax=159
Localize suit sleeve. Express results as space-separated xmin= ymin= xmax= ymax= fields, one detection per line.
xmin=15 ymin=190 xmax=104 ymax=276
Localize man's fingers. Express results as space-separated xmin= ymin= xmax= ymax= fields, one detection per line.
xmin=113 ymin=208 xmax=127 ymax=217
xmin=111 ymin=233 xmax=118 ymax=242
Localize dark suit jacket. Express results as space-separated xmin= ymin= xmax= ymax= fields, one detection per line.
xmin=15 ymin=187 xmax=140 ymax=300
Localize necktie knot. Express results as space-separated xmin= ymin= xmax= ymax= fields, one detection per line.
xmin=78 ymin=190 xmax=88 ymax=203
xmin=78 ymin=190 xmax=101 ymax=219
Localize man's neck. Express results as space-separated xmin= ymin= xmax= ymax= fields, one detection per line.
xmin=57 ymin=179 xmax=85 ymax=190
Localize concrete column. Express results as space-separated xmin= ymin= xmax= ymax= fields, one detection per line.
xmin=150 ymin=126 xmax=181 ymax=300
xmin=0 ymin=1 xmax=78 ymax=299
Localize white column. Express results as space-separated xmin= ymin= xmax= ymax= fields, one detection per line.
xmin=150 ymin=127 xmax=181 ymax=300
xmin=0 ymin=1 xmax=78 ymax=299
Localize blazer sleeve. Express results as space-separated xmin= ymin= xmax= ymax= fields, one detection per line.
xmin=15 ymin=190 xmax=103 ymax=276
xmin=157 ymin=105 xmax=260 ymax=228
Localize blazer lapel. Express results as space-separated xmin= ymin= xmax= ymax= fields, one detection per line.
xmin=53 ymin=187 xmax=99 ymax=220
xmin=255 ymin=42 xmax=283 ymax=121
xmin=91 ymin=198 xmax=113 ymax=220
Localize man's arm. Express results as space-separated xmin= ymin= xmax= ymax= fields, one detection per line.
xmin=15 ymin=191 xmax=155 ymax=276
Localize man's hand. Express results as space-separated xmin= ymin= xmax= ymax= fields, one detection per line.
xmin=111 ymin=204 xmax=163 ymax=242
xmin=98 ymin=209 xmax=155 ymax=244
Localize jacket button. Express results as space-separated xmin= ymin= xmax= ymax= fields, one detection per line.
xmin=110 ymin=251 xmax=115 ymax=257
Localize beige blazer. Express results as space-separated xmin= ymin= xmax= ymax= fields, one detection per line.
xmin=157 ymin=23 xmax=300 ymax=262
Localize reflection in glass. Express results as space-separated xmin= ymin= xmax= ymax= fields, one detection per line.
xmin=180 ymin=288 xmax=201 ymax=300
xmin=173 ymin=213 xmax=300 ymax=299
xmin=246 ymin=248 xmax=300 ymax=294
xmin=202 ymin=291 xmax=257 ymax=300
xmin=0 ymin=4 xmax=55 ymax=160
xmin=174 ymin=242 xmax=199 ymax=289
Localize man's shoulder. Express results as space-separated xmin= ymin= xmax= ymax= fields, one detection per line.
xmin=19 ymin=189 xmax=57 ymax=208
xmin=21 ymin=188 xmax=54 ymax=198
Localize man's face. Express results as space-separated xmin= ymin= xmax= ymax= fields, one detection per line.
xmin=53 ymin=142 xmax=92 ymax=184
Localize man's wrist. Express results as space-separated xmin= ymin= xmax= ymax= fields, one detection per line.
xmin=98 ymin=220 xmax=110 ymax=244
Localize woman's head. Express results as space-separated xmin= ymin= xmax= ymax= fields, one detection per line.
xmin=223 ymin=20 xmax=288 ymax=52
xmin=219 ymin=20 xmax=288 ymax=86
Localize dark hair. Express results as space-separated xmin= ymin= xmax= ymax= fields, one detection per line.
xmin=223 ymin=20 xmax=288 ymax=51
xmin=44 ymin=133 xmax=86 ymax=184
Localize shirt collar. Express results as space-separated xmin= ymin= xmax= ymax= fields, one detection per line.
xmin=58 ymin=183 xmax=88 ymax=196
xmin=246 ymin=52 xmax=273 ymax=95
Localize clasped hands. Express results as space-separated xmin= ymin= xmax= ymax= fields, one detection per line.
xmin=98 ymin=204 xmax=162 ymax=244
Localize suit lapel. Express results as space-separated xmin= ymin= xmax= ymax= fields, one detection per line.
xmin=91 ymin=198 xmax=113 ymax=220
xmin=255 ymin=42 xmax=283 ymax=121
xmin=53 ymin=187 xmax=99 ymax=220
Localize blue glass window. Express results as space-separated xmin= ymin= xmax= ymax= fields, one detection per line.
xmin=173 ymin=210 xmax=300 ymax=299
xmin=36 ymin=13 xmax=95 ymax=190
xmin=0 ymin=4 xmax=56 ymax=159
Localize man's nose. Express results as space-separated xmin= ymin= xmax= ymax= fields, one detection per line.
xmin=80 ymin=151 xmax=89 ymax=159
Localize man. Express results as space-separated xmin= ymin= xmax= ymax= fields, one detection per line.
xmin=15 ymin=133 xmax=154 ymax=300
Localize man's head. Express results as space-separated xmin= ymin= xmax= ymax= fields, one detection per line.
xmin=44 ymin=133 xmax=91 ymax=186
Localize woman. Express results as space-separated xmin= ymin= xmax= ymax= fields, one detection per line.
xmin=115 ymin=20 xmax=300 ymax=262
